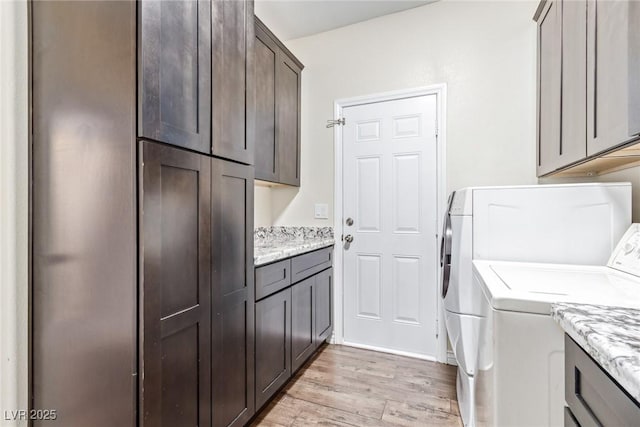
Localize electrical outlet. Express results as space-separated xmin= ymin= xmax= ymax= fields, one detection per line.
xmin=314 ymin=203 xmax=329 ymax=219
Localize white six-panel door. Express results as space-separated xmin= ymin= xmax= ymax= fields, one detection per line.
xmin=342 ymin=94 xmax=439 ymax=357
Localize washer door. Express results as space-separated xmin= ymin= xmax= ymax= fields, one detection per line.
xmin=441 ymin=192 xmax=455 ymax=298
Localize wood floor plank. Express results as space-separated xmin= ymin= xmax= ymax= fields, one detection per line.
xmin=252 ymin=345 xmax=462 ymax=426
xmin=285 ymin=376 xmax=388 ymax=419
xmin=451 ymin=399 xmax=460 ymax=417
xmin=251 ymin=393 xmax=297 ymax=427
xmin=381 ymin=401 xmax=463 ymax=427
xmin=298 ymin=364 xmax=452 ymax=412
xmin=277 ymin=395 xmax=396 ymax=427
xmin=324 ymin=346 xmax=456 ymax=377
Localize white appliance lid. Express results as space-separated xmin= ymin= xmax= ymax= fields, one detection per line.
xmin=490 ymin=264 xmax=638 ymax=297
xmin=474 ymin=260 xmax=640 ymax=315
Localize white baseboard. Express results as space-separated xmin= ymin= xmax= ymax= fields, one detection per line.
xmin=341 ymin=341 xmax=438 ymax=362
xmin=447 ymin=350 xmax=458 ymax=366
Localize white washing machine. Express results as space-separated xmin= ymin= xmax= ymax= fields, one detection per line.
xmin=472 ymin=223 xmax=640 ymax=427
xmin=440 ymin=183 xmax=631 ymax=426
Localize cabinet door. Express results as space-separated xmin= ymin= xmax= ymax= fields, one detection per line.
xmin=277 ymin=54 xmax=302 ymax=186
xmin=291 ymin=278 xmax=315 ymax=373
xmin=139 ymin=141 xmax=211 ymax=427
xmin=139 ymin=0 xmax=211 ymax=154
xmin=536 ymin=0 xmax=562 ymax=176
xmin=586 ymin=0 xmax=634 ymax=155
xmin=253 ymin=24 xmax=279 ymax=182
xmin=212 ymin=0 xmax=255 ymax=164
xmin=560 ymin=0 xmax=587 ymax=166
xmin=255 ymin=288 xmax=291 ymax=410
xmin=211 ymin=160 xmax=255 ymax=427
xmin=314 ymin=268 xmax=333 ymax=347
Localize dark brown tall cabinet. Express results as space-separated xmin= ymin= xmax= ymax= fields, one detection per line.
xmin=211 ymin=161 xmax=255 ymax=427
xmin=253 ymin=18 xmax=303 ymax=186
xmin=139 ymin=142 xmax=213 ymax=427
xmin=32 ymin=1 xmax=255 ymax=426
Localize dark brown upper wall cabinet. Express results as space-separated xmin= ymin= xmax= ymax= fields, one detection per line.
xmin=536 ymin=0 xmax=586 ymax=176
xmin=536 ymin=0 xmax=561 ymax=176
xmin=254 ymin=24 xmax=279 ymax=182
xmin=277 ymin=54 xmax=303 ymax=186
xmin=139 ymin=0 xmax=212 ymax=154
xmin=212 ymin=0 xmax=255 ymax=164
xmin=534 ymin=0 xmax=640 ymax=177
xmin=253 ymin=17 xmax=304 ymax=186
xmin=586 ymin=0 xmax=639 ymax=156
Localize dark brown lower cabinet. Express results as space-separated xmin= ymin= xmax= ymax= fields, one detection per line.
xmin=314 ymin=268 xmax=333 ymax=346
xmin=255 ymin=288 xmax=292 ymax=409
xmin=212 ymin=160 xmax=255 ymax=427
xmin=565 ymin=334 xmax=640 ymax=426
xmin=139 ymin=141 xmax=212 ymax=427
xmin=291 ymin=278 xmax=316 ymax=372
xmin=254 ymin=260 xmax=334 ymax=415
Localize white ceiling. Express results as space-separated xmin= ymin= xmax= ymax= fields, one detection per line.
xmin=255 ymin=0 xmax=436 ymax=41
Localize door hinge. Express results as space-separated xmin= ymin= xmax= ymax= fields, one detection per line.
xmin=326 ymin=118 xmax=345 ymax=128
xmin=435 ymin=118 xmax=439 ymax=137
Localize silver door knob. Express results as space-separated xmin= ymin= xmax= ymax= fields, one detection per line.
xmin=344 ymin=234 xmax=354 ymax=243
xmin=346 ymin=217 xmax=354 ymax=226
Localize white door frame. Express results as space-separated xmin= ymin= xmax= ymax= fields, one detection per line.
xmin=332 ymin=84 xmax=448 ymax=363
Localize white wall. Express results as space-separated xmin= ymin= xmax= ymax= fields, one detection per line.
xmin=254 ymin=184 xmax=274 ymax=227
xmin=0 ymin=1 xmax=29 ymax=424
xmin=255 ymin=0 xmax=539 ymax=227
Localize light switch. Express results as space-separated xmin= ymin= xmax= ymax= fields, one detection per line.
xmin=314 ymin=203 xmax=329 ymax=219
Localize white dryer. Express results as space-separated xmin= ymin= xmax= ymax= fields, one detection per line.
xmin=472 ymin=224 xmax=640 ymax=427
xmin=440 ymin=183 xmax=631 ymax=426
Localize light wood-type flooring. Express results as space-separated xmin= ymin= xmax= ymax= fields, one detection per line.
xmin=251 ymin=344 xmax=462 ymax=426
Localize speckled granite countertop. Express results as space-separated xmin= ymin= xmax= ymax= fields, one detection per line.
xmin=552 ymin=303 xmax=640 ymax=402
xmin=254 ymin=226 xmax=335 ymax=266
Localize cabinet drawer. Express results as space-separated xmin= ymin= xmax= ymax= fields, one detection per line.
xmin=565 ymin=334 xmax=640 ymax=427
xmin=255 ymin=259 xmax=291 ymax=301
xmin=291 ymin=247 xmax=333 ymax=283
